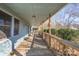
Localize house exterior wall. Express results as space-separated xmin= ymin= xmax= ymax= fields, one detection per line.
xmin=0 ymin=5 xmax=30 ymax=49
xmin=10 ymin=20 xmax=29 ymax=49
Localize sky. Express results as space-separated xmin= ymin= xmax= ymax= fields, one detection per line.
xmin=51 ymin=3 xmax=79 ymax=26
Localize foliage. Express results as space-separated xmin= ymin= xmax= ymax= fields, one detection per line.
xmin=44 ymin=29 xmax=49 ymax=33
xmin=51 ymin=29 xmax=58 ymax=35
xmin=43 ymin=28 xmax=79 ymax=41
xmin=57 ymin=29 xmax=75 ymax=40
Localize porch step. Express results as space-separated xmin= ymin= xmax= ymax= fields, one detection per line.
xmin=12 ymin=35 xmax=34 ymax=56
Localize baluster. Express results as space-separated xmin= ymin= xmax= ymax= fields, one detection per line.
xmin=51 ymin=37 xmax=54 ymax=49
xmin=63 ymin=44 xmax=67 ymax=56
xmin=49 ymin=35 xmax=51 ymax=48
xmin=71 ymin=48 xmax=75 ymax=56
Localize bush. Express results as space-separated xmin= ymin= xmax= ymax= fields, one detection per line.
xmin=51 ymin=29 xmax=58 ymax=35
xmin=57 ymin=29 xmax=73 ymax=40
xmin=43 ymin=28 xmax=79 ymax=41
xmin=57 ymin=29 xmax=79 ymax=41
xmin=73 ymin=30 xmax=79 ymax=37
xmin=44 ymin=29 xmax=49 ymax=33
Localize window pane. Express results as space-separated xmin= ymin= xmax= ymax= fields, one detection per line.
xmin=0 ymin=10 xmax=12 ymax=37
xmin=14 ymin=18 xmax=19 ymax=35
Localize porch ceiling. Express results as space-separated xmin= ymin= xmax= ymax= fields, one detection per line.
xmin=4 ymin=3 xmax=66 ymax=26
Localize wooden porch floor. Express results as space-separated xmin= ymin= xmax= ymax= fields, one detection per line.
xmin=12 ymin=33 xmax=54 ymax=56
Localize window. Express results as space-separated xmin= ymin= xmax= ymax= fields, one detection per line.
xmin=14 ymin=18 xmax=19 ymax=35
xmin=0 ymin=10 xmax=12 ymax=37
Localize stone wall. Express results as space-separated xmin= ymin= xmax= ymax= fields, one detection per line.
xmin=43 ymin=32 xmax=79 ymax=56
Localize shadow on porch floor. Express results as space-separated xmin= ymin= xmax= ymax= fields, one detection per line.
xmin=11 ymin=33 xmax=54 ymax=56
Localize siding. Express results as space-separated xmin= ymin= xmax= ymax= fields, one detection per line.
xmin=0 ymin=5 xmax=30 ymax=50
xmin=10 ymin=20 xmax=29 ymax=49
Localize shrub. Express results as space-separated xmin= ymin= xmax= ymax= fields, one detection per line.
xmin=43 ymin=28 xmax=79 ymax=41
xmin=51 ymin=29 xmax=58 ymax=35
xmin=57 ymin=29 xmax=79 ymax=41
xmin=44 ymin=29 xmax=49 ymax=33
xmin=73 ymin=30 xmax=79 ymax=37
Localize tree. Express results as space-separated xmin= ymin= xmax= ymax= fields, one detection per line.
xmin=54 ymin=4 xmax=79 ymax=29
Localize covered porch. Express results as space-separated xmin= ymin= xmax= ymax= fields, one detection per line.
xmin=0 ymin=3 xmax=79 ymax=56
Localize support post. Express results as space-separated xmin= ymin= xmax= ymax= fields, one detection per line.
xmin=10 ymin=17 xmax=15 ymax=55
xmin=11 ymin=17 xmax=15 ymax=51
xmin=11 ymin=17 xmax=14 ymax=37
xmin=48 ymin=14 xmax=51 ymax=48
xmin=48 ymin=14 xmax=51 ymax=34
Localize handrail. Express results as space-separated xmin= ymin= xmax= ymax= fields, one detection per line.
xmin=42 ymin=32 xmax=79 ymax=56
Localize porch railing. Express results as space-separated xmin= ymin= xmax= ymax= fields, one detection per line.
xmin=42 ymin=32 xmax=79 ymax=56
